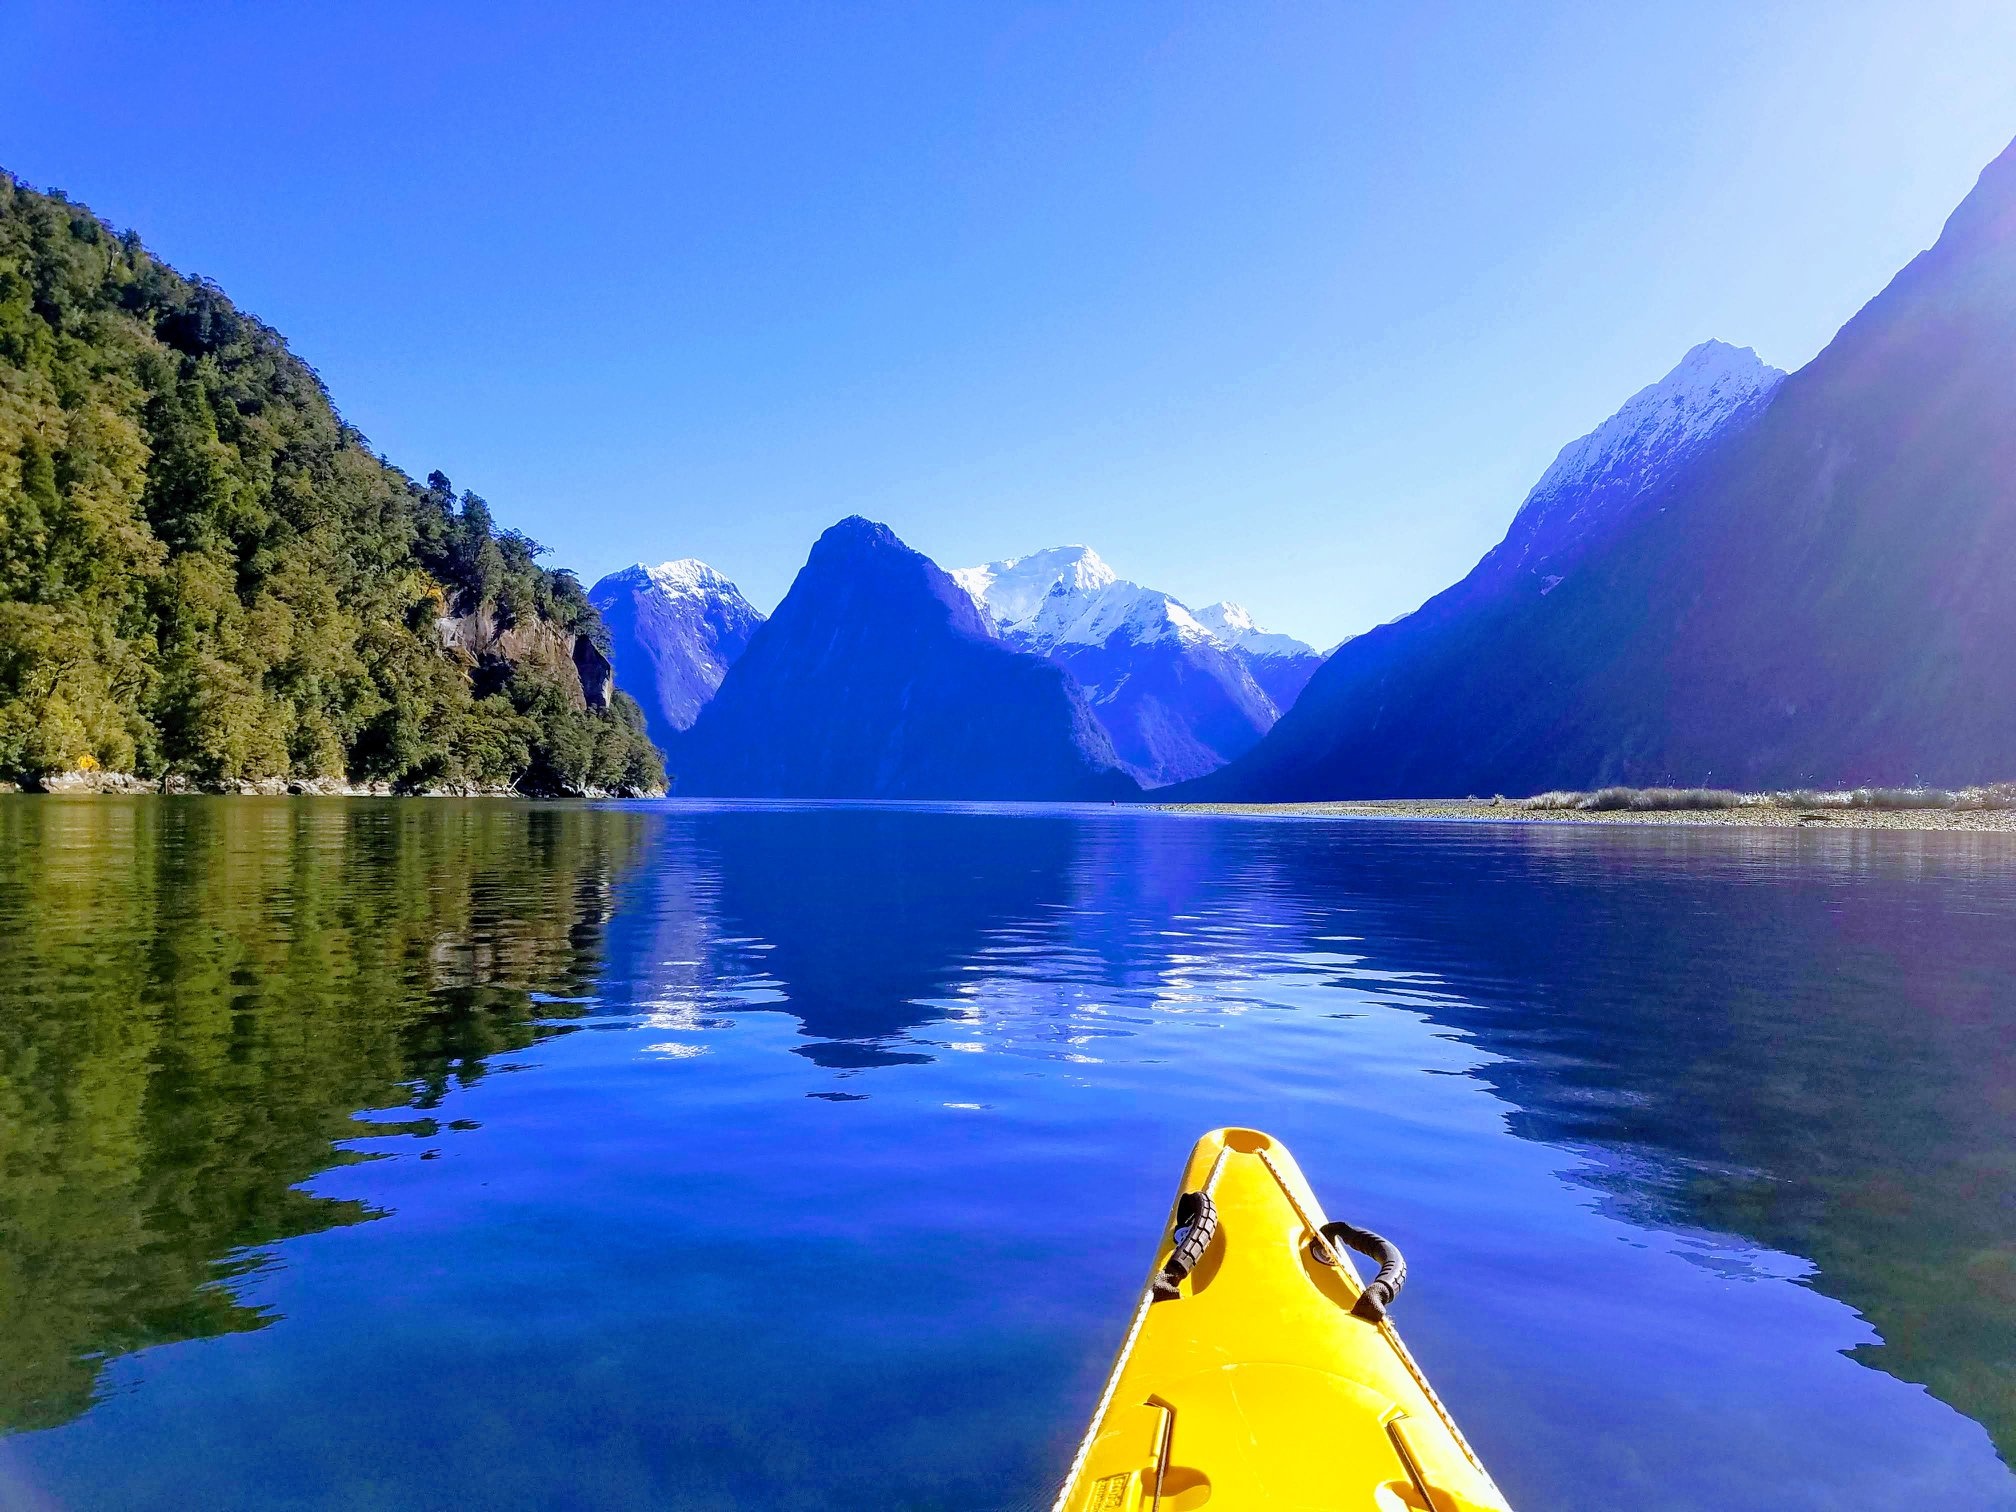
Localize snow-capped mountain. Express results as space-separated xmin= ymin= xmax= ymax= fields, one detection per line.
xmin=950 ymin=546 xmax=1120 ymax=638
xmin=1192 ymin=600 xmax=1302 ymax=658
xmin=589 ymin=560 xmax=765 ymax=753
xmin=1480 ymin=340 xmax=1785 ymax=593
xmin=1172 ymin=128 xmax=2016 ymax=808
xmin=675 ymin=518 xmax=1136 ymax=800
xmin=953 ymin=545 xmax=1221 ymax=654
xmin=1179 ymin=335 xmax=1796 ymax=801
xmin=954 ymin=546 xmax=1324 ymax=786
xmin=1191 ymin=601 xmax=1326 ymax=712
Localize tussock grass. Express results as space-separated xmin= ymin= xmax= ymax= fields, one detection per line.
xmin=1775 ymin=785 xmax=2016 ymax=811
xmin=1845 ymin=786 xmax=1955 ymax=810
xmin=1956 ymin=782 xmax=2016 ymax=810
xmin=1518 ymin=782 xmax=2016 ymax=813
xmin=1520 ymin=786 xmax=1748 ymax=812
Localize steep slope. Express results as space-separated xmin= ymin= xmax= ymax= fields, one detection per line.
xmin=1184 ymin=137 xmax=2016 ymax=799
xmin=1192 ymin=601 xmax=1327 ymax=712
xmin=955 ymin=546 xmax=1317 ymax=785
xmin=0 ymin=173 xmax=662 ymax=794
xmin=675 ymin=518 xmax=1136 ymax=799
xmin=1473 ymin=339 xmax=1785 ymax=595
xmin=589 ymin=559 xmax=763 ymax=751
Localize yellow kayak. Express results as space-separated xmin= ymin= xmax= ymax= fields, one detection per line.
xmin=1053 ymin=1128 xmax=1511 ymax=1512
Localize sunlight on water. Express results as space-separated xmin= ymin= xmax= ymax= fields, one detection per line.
xmin=1 ymin=798 xmax=2013 ymax=1509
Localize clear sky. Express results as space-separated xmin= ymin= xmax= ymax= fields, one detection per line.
xmin=8 ymin=3 xmax=2015 ymax=643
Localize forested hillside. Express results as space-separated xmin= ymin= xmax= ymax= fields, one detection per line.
xmin=0 ymin=173 xmax=662 ymax=794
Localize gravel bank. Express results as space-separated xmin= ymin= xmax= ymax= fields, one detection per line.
xmin=1157 ymin=799 xmax=2016 ymax=832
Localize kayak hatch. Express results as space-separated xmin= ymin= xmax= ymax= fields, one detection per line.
xmin=1053 ymin=1127 xmax=1512 ymax=1512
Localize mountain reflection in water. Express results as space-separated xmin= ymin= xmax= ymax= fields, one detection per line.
xmin=2 ymin=799 xmax=2012 ymax=1510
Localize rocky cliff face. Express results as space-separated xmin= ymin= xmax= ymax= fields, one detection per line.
xmin=1180 ymin=136 xmax=2016 ymax=799
xmin=434 ymin=606 xmax=611 ymax=711
xmin=675 ymin=518 xmax=1138 ymax=799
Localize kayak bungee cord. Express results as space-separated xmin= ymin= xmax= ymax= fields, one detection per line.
xmin=1052 ymin=1129 xmax=1511 ymax=1511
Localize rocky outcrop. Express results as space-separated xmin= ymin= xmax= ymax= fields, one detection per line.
xmin=27 ymin=770 xmax=164 ymax=795
xmin=434 ymin=605 xmax=610 ymax=710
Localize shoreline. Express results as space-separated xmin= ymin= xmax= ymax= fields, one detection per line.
xmin=1156 ymin=798 xmax=2016 ymax=833
xmin=0 ymin=772 xmax=663 ymax=800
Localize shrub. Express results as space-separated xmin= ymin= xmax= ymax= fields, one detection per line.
xmin=1577 ymin=787 xmax=1745 ymax=811
xmin=1954 ymin=783 xmax=2016 ymax=810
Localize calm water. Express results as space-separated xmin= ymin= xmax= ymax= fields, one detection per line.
xmin=2 ymin=799 xmax=2014 ymax=1510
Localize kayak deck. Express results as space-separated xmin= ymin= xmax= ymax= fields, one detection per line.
xmin=1054 ymin=1128 xmax=1510 ymax=1511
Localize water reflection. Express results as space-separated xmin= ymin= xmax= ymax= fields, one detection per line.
xmin=0 ymin=798 xmax=644 ymax=1432
xmin=592 ymin=807 xmax=2016 ymax=1467
xmin=603 ymin=805 xmax=1087 ymax=1055
xmin=3 ymin=801 xmax=2013 ymax=1507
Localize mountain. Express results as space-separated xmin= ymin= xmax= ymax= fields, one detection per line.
xmin=589 ymin=560 xmax=764 ymax=752
xmin=953 ymin=546 xmax=1322 ymax=786
xmin=0 ymin=173 xmax=662 ymax=795
xmin=674 ymin=519 xmax=1137 ymax=799
xmin=1181 ymin=136 xmax=2016 ymax=800
xmin=1473 ymin=339 xmax=1786 ymax=595
xmin=1191 ymin=601 xmax=1327 ymax=712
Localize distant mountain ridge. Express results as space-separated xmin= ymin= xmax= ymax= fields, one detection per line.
xmin=589 ymin=560 xmax=764 ymax=753
xmin=674 ymin=518 xmax=1136 ymax=799
xmin=954 ymin=546 xmax=1323 ymax=786
xmin=1180 ymin=135 xmax=2016 ymax=800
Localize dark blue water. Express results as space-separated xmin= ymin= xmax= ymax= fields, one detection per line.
xmin=2 ymin=799 xmax=2013 ymax=1509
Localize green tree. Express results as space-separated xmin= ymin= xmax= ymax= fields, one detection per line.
xmin=0 ymin=170 xmax=663 ymax=794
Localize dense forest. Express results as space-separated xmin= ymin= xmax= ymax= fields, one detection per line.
xmin=0 ymin=172 xmax=662 ymax=794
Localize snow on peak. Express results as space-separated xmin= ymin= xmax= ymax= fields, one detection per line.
xmin=634 ymin=558 xmax=737 ymax=601
xmin=1193 ymin=602 xmax=1316 ymax=660
xmin=1194 ymin=601 xmax=1258 ymax=637
xmin=1529 ymin=340 xmax=1783 ymax=502
xmin=952 ymin=546 xmax=1116 ymax=628
xmin=955 ymin=546 xmax=1209 ymax=651
xmin=954 ymin=547 xmax=1320 ymax=658
xmin=1498 ymin=340 xmax=1786 ymax=575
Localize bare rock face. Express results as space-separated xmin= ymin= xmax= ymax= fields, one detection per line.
xmin=434 ymin=605 xmax=609 ymax=711
xmin=572 ymin=638 xmax=613 ymax=711
xmin=30 ymin=770 xmax=159 ymax=795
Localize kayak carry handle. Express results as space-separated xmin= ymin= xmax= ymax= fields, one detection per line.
xmin=1318 ymin=1219 xmax=1407 ymax=1322
xmin=1150 ymin=1190 xmax=1218 ymax=1300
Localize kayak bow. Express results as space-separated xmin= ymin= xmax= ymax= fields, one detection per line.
xmin=1054 ymin=1128 xmax=1511 ymax=1511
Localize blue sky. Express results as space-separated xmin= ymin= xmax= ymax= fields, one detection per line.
xmin=8 ymin=3 xmax=2015 ymax=643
